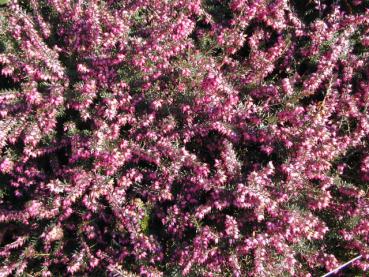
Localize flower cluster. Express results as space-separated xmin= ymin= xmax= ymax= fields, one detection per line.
xmin=0 ymin=0 xmax=368 ymax=276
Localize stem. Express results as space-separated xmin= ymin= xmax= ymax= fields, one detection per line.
xmin=321 ymin=255 xmax=362 ymax=277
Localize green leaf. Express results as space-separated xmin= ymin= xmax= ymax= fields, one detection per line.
xmin=0 ymin=0 xmax=8 ymax=5
xmin=140 ymin=213 xmax=150 ymax=234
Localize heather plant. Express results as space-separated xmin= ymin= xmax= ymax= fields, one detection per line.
xmin=0 ymin=0 xmax=368 ymax=276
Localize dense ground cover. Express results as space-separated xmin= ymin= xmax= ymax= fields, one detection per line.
xmin=0 ymin=0 xmax=368 ymax=276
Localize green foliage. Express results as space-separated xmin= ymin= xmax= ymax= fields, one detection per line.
xmin=140 ymin=212 xmax=151 ymax=234
xmin=202 ymin=0 xmax=233 ymax=23
xmin=136 ymin=199 xmax=153 ymax=235
xmin=0 ymin=188 xmax=5 ymax=199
